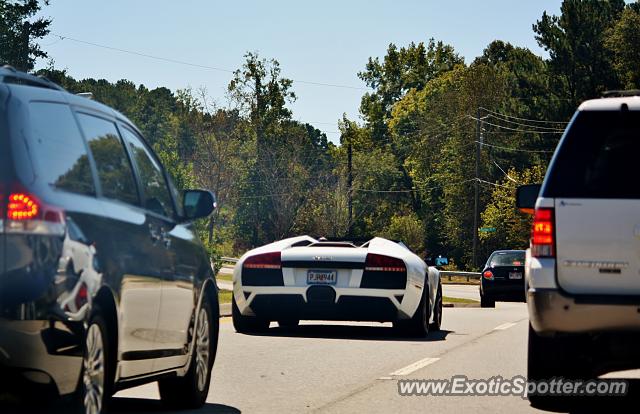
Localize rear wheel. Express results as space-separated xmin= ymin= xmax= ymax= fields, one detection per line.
xmin=80 ymin=313 xmax=112 ymax=414
xmin=480 ymin=292 xmax=495 ymax=308
xmin=232 ymin=295 xmax=270 ymax=333
xmin=394 ymin=285 xmax=430 ymax=337
xmin=159 ymin=298 xmax=218 ymax=409
xmin=430 ymin=281 xmax=443 ymax=331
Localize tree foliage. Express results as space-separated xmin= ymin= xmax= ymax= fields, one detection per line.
xmin=0 ymin=0 xmax=50 ymax=71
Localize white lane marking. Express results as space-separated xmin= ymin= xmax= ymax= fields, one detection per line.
xmin=389 ymin=357 xmax=441 ymax=377
xmin=377 ymin=376 xmax=393 ymax=380
xmin=493 ymin=322 xmax=517 ymax=331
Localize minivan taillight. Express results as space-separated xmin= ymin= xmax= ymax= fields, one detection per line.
xmin=364 ymin=253 xmax=406 ymax=272
xmin=243 ymin=252 xmax=282 ymax=269
xmin=531 ymin=208 xmax=555 ymax=258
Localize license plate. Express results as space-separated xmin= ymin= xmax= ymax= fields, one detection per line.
xmin=307 ymin=270 xmax=337 ymax=285
xmin=509 ymin=272 xmax=523 ymax=280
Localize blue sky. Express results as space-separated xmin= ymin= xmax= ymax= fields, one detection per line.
xmin=35 ymin=0 xmax=564 ymax=142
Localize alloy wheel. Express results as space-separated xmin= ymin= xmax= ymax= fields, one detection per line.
xmin=83 ymin=323 xmax=105 ymax=414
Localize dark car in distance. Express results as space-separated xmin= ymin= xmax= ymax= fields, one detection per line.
xmin=0 ymin=67 xmax=219 ymax=414
xmin=480 ymin=250 xmax=526 ymax=308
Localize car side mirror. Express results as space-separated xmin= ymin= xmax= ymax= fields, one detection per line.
xmin=182 ymin=190 xmax=216 ymax=221
xmin=516 ymin=184 xmax=541 ymax=215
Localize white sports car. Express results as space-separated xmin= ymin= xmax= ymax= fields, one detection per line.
xmin=232 ymin=236 xmax=442 ymax=337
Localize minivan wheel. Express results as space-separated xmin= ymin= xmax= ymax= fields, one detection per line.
xmin=81 ymin=314 xmax=111 ymax=414
xmin=232 ymin=295 xmax=270 ymax=334
xmin=159 ymin=299 xmax=218 ymax=409
xmin=394 ymin=285 xmax=430 ymax=337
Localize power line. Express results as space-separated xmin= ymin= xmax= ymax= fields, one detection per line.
xmin=479 ymin=107 xmax=569 ymax=125
xmin=51 ymin=33 xmax=369 ymax=91
xmin=469 ymin=116 xmax=564 ymax=134
xmin=476 ymin=141 xmax=554 ymax=154
xmin=485 ymin=114 xmax=565 ymax=132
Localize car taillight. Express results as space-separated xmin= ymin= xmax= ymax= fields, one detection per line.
xmin=243 ymin=252 xmax=282 ymax=269
xmin=365 ymin=253 xmax=406 ymax=272
xmin=531 ymin=207 xmax=555 ymax=258
xmin=4 ymin=190 xmax=65 ymax=235
xmin=7 ymin=193 xmax=39 ymax=220
xmin=483 ymin=270 xmax=494 ymax=280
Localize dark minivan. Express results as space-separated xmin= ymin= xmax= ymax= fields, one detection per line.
xmin=0 ymin=67 xmax=219 ymax=413
xmin=480 ymin=250 xmax=526 ymax=308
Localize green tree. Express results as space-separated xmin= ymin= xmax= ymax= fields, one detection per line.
xmin=533 ymin=0 xmax=625 ymax=106
xmin=0 ymin=0 xmax=50 ymax=71
xmin=605 ymin=7 xmax=640 ymax=89
xmin=479 ymin=165 xmax=547 ymax=254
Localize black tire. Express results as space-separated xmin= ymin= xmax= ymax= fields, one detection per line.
xmin=232 ymin=295 xmax=270 ymax=333
xmin=527 ymin=323 xmax=589 ymax=410
xmin=430 ymin=281 xmax=443 ymax=331
xmin=480 ymin=293 xmax=495 ymax=308
xmin=159 ymin=298 xmax=219 ymax=409
xmin=394 ymin=285 xmax=430 ymax=337
xmin=277 ymin=319 xmax=300 ymax=329
xmin=78 ymin=311 xmax=113 ymax=414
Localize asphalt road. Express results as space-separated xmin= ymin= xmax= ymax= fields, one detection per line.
xmin=442 ymin=284 xmax=480 ymax=301
xmin=109 ymin=302 xmax=546 ymax=413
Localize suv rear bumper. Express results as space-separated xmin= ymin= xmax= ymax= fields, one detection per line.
xmin=528 ymin=288 xmax=640 ymax=335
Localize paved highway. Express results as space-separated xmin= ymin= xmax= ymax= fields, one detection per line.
xmin=109 ymin=303 xmax=544 ymax=413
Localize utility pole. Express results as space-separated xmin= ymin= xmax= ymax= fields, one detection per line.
xmin=347 ymin=139 xmax=353 ymax=238
xmin=472 ymin=107 xmax=482 ymax=269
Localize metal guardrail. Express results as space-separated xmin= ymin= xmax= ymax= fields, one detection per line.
xmin=218 ymin=256 xmax=479 ymax=282
xmin=439 ymin=271 xmax=481 ymax=282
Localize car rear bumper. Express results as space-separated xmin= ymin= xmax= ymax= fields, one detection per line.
xmin=528 ymin=288 xmax=640 ymax=335
xmin=238 ymin=285 xmax=409 ymax=322
xmin=482 ymin=280 xmax=525 ymax=301
xmin=0 ymin=318 xmax=83 ymax=396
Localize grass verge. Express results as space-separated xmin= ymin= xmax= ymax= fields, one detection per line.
xmin=218 ymin=290 xmax=233 ymax=304
xmin=443 ymin=296 xmax=478 ymax=304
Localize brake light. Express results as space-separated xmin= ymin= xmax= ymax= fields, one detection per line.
xmin=531 ymin=208 xmax=555 ymax=258
xmin=7 ymin=193 xmax=39 ymax=220
xmin=365 ymin=253 xmax=406 ymax=272
xmin=483 ymin=270 xmax=494 ymax=280
xmin=4 ymin=189 xmax=66 ymax=235
xmin=243 ymin=252 xmax=282 ymax=269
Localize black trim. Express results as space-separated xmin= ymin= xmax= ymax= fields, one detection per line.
xmin=242 ymin=268 xmax=284 ymax=286
xmin=360 ymin=270 xmax=407 ymax=289
xmin=121 ymin=348 xmax=186 ymax=361
xmin=282 ymin=260 xmax=364 ymax=269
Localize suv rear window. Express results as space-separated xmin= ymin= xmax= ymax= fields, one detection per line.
xmin=28 ymin=102 xmax=95 ymax=195
xmin=543 ymin=110 xmax=640 ymax=199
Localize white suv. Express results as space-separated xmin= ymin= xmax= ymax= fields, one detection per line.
xmin=517 ymin=92 xmax=640 ymax=408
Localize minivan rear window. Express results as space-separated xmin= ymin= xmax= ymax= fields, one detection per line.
xmin=543 ymin=110 xmax=640 ymax=199
xmin=28 ymin=102 xmax=95 ymax=195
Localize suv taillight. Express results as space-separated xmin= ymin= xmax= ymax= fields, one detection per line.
xmin=4 ymin=190 xmax=65 ymax=234
xmin=243 ymin=252 xmax=282 ymax=269
xmin=531 ymin=208 xmax=555 ymax=258
xmin=7 ymin=193 xmax=40 ymax=220
xmin=365 ymin=253 xmax=406 ymax=272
